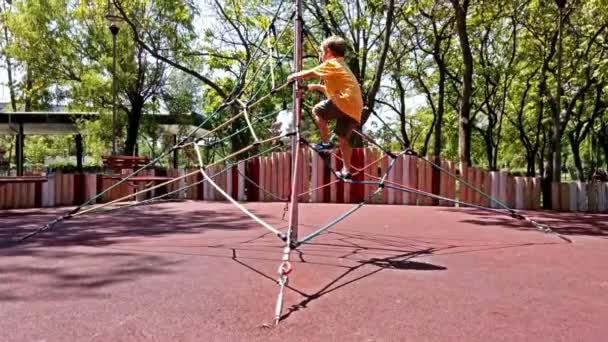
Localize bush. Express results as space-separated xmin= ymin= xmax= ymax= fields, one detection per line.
xmin=46 ymin=161 xmax=103 ymax=173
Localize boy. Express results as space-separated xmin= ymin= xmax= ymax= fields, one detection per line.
xmin=287 ymin=35 xmax=363 ymax=180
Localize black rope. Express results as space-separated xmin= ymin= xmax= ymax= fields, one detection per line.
xmin=198 ymin=109 xmax=281 ymax=148
xmin=247 ymin=45 xmax=295 ymax=103
xmin=235 ymin=168 xmax=288 ymax=202
xmin=302 ymin=129 xmax=570 ymax=244
xmin=294 ymin=150 xmax=404 ymax=246
xmin=20 ymin=1 xmax=296 ymax=243
xmin=368 ymin=108 xmax=408 ymax=148
xmin=75 ymin=144 xmax=289 ymax=220
xmin=362 ymin=101 xmax=569 ymax=241
xmin=353 ymin=128 xmax=397 ymax=159
xmin=230 ymin=0 xmax=294 ymax=100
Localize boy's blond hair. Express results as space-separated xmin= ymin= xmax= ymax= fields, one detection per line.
xmin=321 ymin=36 xmax=347 ymax=57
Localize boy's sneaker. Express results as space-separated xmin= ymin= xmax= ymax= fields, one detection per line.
xmin=312 ymin=141 xmax=334 ymax=153
xmin=334 ymin=169 xmax=352 ymax=180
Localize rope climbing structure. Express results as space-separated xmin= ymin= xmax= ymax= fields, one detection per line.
xmin=19 ymin=0 xmax=572 ymax=326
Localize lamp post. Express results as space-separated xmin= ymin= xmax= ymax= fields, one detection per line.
xmin=106 ymin=4 xmax=122 ymax=155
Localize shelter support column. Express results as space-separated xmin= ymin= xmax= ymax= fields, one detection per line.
xmin=75 ymin=134 xmax=83 ymax=172
xmin=15 ymin=122 xmax=24 ymax=176
xmin=173 ymin=134 xmax=178 ymax=169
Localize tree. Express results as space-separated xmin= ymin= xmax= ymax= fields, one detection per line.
xmin=470 ymin=0 xmax=522 ymax=171
xmin=2 ymin=0 xmax=194 ymax=157
xmin=105 ymin=0 xmax=201 ymax=155
xmin=304 ymin=0 xmax=397 ymax=143
xmin=450 ymin=0 xmax=473 ymax=165
xmin=401 ymin=0 xmax=455 ymax=157
xmin=506 ymin=68 xmax=543 ymax=176
xmin=114 ymin=0 xmax=295 ymax=155
xmin=598 ymin=109 xmax=608 ymax=167
xmin=567 ymin=83 xmax=605 ymax=180
xmin=0 ymin=0 xmax=17 ymax=166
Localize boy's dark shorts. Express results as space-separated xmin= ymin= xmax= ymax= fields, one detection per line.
xmin=313 ymin=100 xmax=358 ymax=139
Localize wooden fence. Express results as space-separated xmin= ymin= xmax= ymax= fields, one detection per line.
xmin=1 ymin=147 xmax=607 ymax=213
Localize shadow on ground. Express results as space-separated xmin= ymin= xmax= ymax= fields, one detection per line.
xmin=438 ymin=207 xmax=608 ymax=237
xmin=222 ymin=229 xmax=556 ymax=322
xmin=0 ymin=201 xmax=280 ymax=302
xmin=0 ymin=203 xmax=571 ymax=311
xmin=0 ymin=248 xmax=181 ymax=302
xmin=0 ymin=201 xmax=278 ymax=251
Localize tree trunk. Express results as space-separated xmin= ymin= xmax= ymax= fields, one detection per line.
xmin=542 ymin=161 xmax=553 ymax=209
xmin=526 ymin=154 xmax=536 ymax=177
xmin=24 ymin=67 xmax=33 ymax=112
xmin=569 ymin=132 xmax=585 ymax=181
xmin=600 ymin=123 xmax=608 ymax=168
xmin=541 ymin=128 xmax=553 ymax=209
xmin=539 ymin=159 xmax=545 ymax=181
xmin=451 ymin=0 xmax=473 ymax=165
xmin=431 ymin=66 xmax=446 ymax=205
xmin=538 ymin=29 xmax=559 ymax=209
xmin=3 ymin=24 xmax=16 ymax=165
xmin=484 ymin=133 xmax=493 ymax=169
xmin=4 ymin=27 xmax=17 ymax=112
xmin=433 ymin=67 xmax=446 ymax=157
xmin=15 ymin=67 xmax=34 ymax=175
xmin=421 ymin=117 xmax=435 ymax=157
xmin=553 ymin=5 xmax=564 ymax=183
xmin=361 ymin=0 xmax=395 ymax=126
xmin=399 ymin=117 xmax=410 ymax=149
xmin=603 ymin=140 xmax=608 ymax=169
xmin=395 ymin=74 xmax=411 ymax=148
xmin=551 ymin=121 xmax=562 ymax=182
xmin=124 ymin=99 xmax=143 ymax=156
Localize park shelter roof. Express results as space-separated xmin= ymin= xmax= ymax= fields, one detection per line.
xmin=0 ymin=109 xmax=213 ymax=175
xmin=0 ymin=112 xmax=97 ymax=135
xmin=0 ymin=111 xmax=212 ymax=137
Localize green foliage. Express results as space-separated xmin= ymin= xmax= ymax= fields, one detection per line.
xmin=46 ymin=162 xmax=104 ymax=174
xmin=1 ymin=0 xmax=607 ymax=180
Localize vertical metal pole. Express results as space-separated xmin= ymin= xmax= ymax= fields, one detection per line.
xmin=112 ymin=31 xmax=118 ymax=155
xmin=287 ymin=0 xmax=303 ymax=243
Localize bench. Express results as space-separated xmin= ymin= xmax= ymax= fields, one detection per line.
xmin=102 ymin=155 xmax=151 ymax=174
xmin=0 ymin=176 xmax=48 ymax=208
xmin=101 ymin=175 xmax=178 ymax=202
xmin=0 ymin=176 xmax=48 ymax=186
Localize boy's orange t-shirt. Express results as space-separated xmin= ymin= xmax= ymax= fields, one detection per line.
xmin=311 ymin=57 xmax=363 ymax=123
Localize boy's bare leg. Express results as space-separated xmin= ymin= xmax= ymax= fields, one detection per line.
xmin=338 ymin=135 xmax=352 ymax=173
xmin=313 ymin=112 xmax=331 ymax=143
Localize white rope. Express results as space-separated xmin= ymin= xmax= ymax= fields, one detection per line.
xmin=274 ymin=244 xmax=292 ymax=325
xmin=237 ymin=99 xmax=260 ymax=143
xmin=267 ymin=27 xmax=276 ymax=89
xmin=193 ymin=143 xmax=283 ymax=237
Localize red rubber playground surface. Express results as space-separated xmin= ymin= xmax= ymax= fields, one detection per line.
xmin=1 ymin=201 xmax=607 ymax=341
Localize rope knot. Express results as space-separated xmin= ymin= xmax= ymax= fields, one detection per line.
xmin=278 ymin=261 xmax=292 ymax=276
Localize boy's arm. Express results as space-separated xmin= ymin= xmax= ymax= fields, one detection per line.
xmin=287 ymin=68 xmax=319 ymax=83
xmin=287 ymin=60 xmax=334 ymax=83
xmin=307 ymin=84 xmax=326 ymax=93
